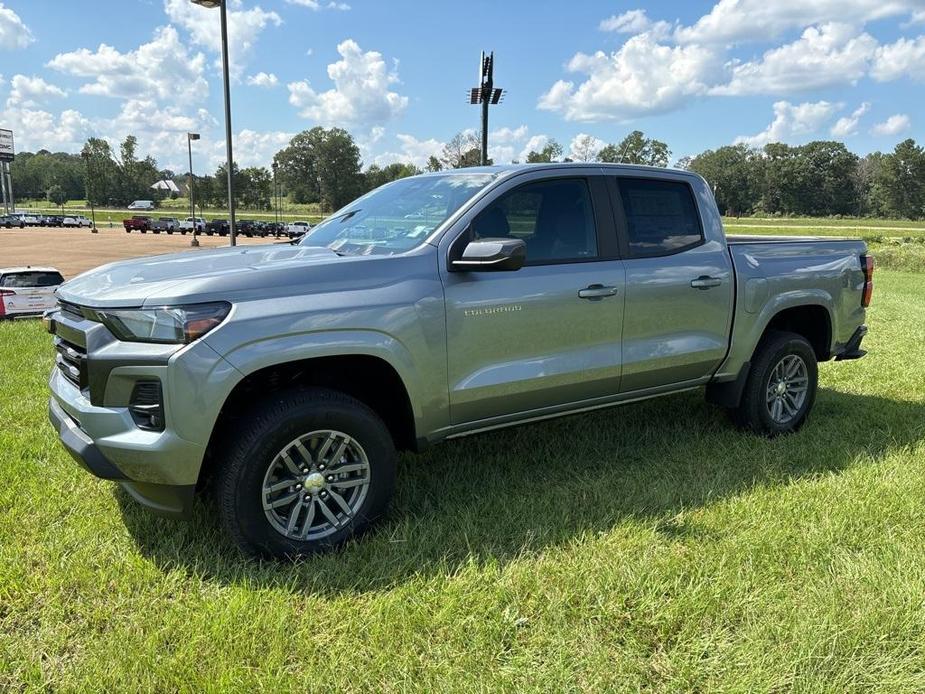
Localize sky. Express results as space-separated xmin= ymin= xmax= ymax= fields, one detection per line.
xmin=0 ymin=0 xmax=923 ymax=173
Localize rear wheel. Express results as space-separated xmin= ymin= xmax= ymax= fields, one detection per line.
xmin=215 ymin=387 xmax=397 ymax=559
xmin=731 ymin=331 xmax=818 ymax=436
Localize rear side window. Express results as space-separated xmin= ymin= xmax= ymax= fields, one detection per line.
xmin=1 ymin=271 xmax=64 ymax=287
xmin=617 ymin=178 xmax=703 ymax=258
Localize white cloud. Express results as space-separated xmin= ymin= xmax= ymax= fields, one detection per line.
xmin=0 ymin=107 xmax=91 ymax=152
xmin=600 ymin=9 xmax=652 ymax=33
xmin=519 ymin=134 xmax=550 ymax=161
xmin=6 ymin=75 xmax=66 ymax=108
xmin=491 ymin=125 xmax=529 ymax=144
xmin=164 ymin=0 xmax=282 ymax=77
xmin=734 ymin=100 xmax=841 ymax=146
xmin=206 ymin=128 xmax=294 ymax=169
xmin=830 ymin=102 xmax=871 ymax=137
xmin=285 ymin=0 xmax=351 ymax=9
xmin=871 ymin=113 xmax=911 ymax=135
xmin=675 ymin=0 xmax=920 ymax=45
xmin=569 ymin=133 xmax=607 ymax=161
xmin=373 ymin=133 xmax=444 ymax=168
xmin=0 ymin=2 xmax=33 ymax=50
xmin=47 ymin=26 xmax=208 ymax=102
xmin=288 ymin=39 xmax=408 ymax=127
xmin=712 ymin=23 xmax=877 ymax=95
xmin=538 ymin=33 xmax=721 ymax=121
xmin=871 ymin=35 xmax=925 ymax=80
xmin=246 ymin=71 xmax=278 ymax=88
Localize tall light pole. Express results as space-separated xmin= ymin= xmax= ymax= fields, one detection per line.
xmin=469 ymin=51 xmax=504 ymax=166
xmin=187 ymin=132 xmax=200 ymax=247
xmin=271 ymin=161 xmax=279 ymax=233
xmin=191 ymin=0 xmax=237 ymax=246
xmin=80 ymin=150 xmax=98 ymax=233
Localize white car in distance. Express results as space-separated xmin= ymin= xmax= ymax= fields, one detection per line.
xmin=62 ymin=216 xmax=92 ymax=228
xmin=0 ymin=267 xmax=64 ymax=319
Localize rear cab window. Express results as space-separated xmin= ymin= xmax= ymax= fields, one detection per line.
xmin=0 ymin=271 xmax=65 ymax=288
xmin=616 ymin=178 xmax=703 ymax=258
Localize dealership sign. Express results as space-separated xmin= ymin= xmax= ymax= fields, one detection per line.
xmin=0 ymin=129 xmax=14 ymax=162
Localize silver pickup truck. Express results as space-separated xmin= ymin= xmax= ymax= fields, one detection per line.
xmin=46 ymin=164 xmax=872 ymax=559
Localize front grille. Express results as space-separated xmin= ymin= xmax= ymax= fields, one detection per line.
xmin=55 ymin=337 xmax=87 ymax=390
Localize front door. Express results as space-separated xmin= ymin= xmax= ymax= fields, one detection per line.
xmin=442 ymin=176 xmax=626 ymax=425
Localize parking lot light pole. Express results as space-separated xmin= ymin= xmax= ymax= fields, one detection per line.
xmin=187 ymin=132 xmax=201 ymax=247
xmin=191 ymin=0 xmax=236 ymax=246
xmin=80 ymin=150 xmax=98 ymax=233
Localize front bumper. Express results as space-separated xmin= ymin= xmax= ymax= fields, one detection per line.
xmin=49 ymin=396 xmax=194 ymax=518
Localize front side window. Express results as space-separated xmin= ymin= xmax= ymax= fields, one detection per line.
xmin=618 ymin=178 xmax=703 ymax=257
xmin=472 ymin=178 xmax=598 ymax=264
xmin=301 ymin=173 xmax=497 ymax=256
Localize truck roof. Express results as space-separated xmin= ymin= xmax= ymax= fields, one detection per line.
xmin=415 ymin=162 xmax=702 ymax=181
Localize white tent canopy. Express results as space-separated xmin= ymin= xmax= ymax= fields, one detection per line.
xmin=151 ymin=179 xmax=181 ymax=194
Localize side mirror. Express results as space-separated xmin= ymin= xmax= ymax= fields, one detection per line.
xmin=451 ymin=237 xmax=526 ymax=272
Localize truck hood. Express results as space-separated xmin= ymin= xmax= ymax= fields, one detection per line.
xmin=57 ymin=244 xmax=345 ymax=307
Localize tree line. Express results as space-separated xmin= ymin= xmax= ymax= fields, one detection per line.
xmin=9 ymin=128 xmax=925 ymax=219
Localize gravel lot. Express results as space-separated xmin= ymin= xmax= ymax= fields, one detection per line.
xmin=1 ymin=226 xmax=278 ymax=278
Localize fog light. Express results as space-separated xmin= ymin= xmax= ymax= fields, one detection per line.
xmin=129 ymin=381 xmax=165 ymax=431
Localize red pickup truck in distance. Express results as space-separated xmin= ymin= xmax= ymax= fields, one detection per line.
xmin=123 ymin=216 xmax=152 ymax=233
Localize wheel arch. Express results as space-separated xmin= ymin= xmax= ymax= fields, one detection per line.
xmin=199 ymin=352 xmax=418 ymax=489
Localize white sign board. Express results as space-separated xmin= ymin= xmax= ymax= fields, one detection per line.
xmin=0 ymin=129 xmax=14 ymax=161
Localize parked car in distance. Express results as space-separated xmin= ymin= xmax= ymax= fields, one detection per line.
xmin=128 ymin=200 xmax=155 ymax=211
xmin=151 ymin=217 xmax=179 ymax=234
xmin=62 ymin=215 xmax=92 ymax=228
xmin=179 ymin=217 xmax=206 ymax=234
xmin=205 ymin=219 xmax=228 ymax=236
xmin=0 ymin=215 xmax=25 ymax=228
xmin=0 ymin=266 xmax=64 ymax=319
xmin=46 ymin=164 xmax=872 ymax=560
xmin=12 ymin=213 xmax=40 ymax=227
xmin=238 ymin=220 xmax=268 ymax=237
xmin=45 ymin=215 xmax=65 ymax=228
xmin=286 ymin=220 xmax=312 ymax=238
xmin=123 ymin=216 xmax=152 ymax=233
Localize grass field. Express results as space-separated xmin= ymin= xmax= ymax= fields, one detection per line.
xmin=2 ymin=257 xmax=925 ymax=688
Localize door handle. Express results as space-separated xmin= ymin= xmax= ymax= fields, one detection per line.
xmin=578 ymin=284 xmax=619 ymax=299
xmin=690 ymin=276 xmax=722 ymax=290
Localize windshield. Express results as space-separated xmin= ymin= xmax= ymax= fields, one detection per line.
xmin=300 ymin=173 xmax=496 ymax=255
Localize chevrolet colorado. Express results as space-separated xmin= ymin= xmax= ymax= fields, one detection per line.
xmin=46 ymin=164 xmax=872 ymax=559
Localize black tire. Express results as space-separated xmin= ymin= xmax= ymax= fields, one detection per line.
xmin=215 ymin=387 xmax=397 ymax=559
xmin=731 ymin=330 xmax=818 ymax=436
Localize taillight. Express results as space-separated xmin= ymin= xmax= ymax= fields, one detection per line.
xmin=861 ymin=254 xmax=874 ymax=308
xmin=0 ymin=289 xmax=14 ymax=318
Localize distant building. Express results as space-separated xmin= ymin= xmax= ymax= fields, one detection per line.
xmin=151 ymin=179 xmax=182 ymax=195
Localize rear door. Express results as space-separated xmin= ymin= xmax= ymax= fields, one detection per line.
xmin=441 ymin=172 xmax=626 ymax=424
xmin=608 ymin=175 xmax=734 ymax=392
xmin=1 ymin=271 xmax=64 ymax=314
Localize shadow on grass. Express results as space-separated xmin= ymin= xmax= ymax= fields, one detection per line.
xmin=117 ymin=386 xmax=925 ymax=594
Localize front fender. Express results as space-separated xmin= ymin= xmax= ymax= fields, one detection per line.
xmin=217 ymin=329 xmax=445 ymax=439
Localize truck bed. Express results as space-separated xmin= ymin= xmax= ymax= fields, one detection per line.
xmin=726 ymin=234 xmax=855 ymax=244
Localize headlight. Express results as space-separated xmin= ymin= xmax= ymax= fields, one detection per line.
xmin=89 ymin=302 xmax=231 ymax=344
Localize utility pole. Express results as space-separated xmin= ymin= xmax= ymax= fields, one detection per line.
xmin=188 ymin=132 xmax=200 ymax=247
xmin=469 ymin=51 xmax=504 ymax=166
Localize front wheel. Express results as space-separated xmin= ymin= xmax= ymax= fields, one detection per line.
xmin=731 ymin=331 xmax=818 ymax=436
xmin=215 ymin=388 xmax=397 ymax=559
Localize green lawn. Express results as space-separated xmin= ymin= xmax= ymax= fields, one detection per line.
xmin=2 ymin=271 xmax=925 ymax=691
